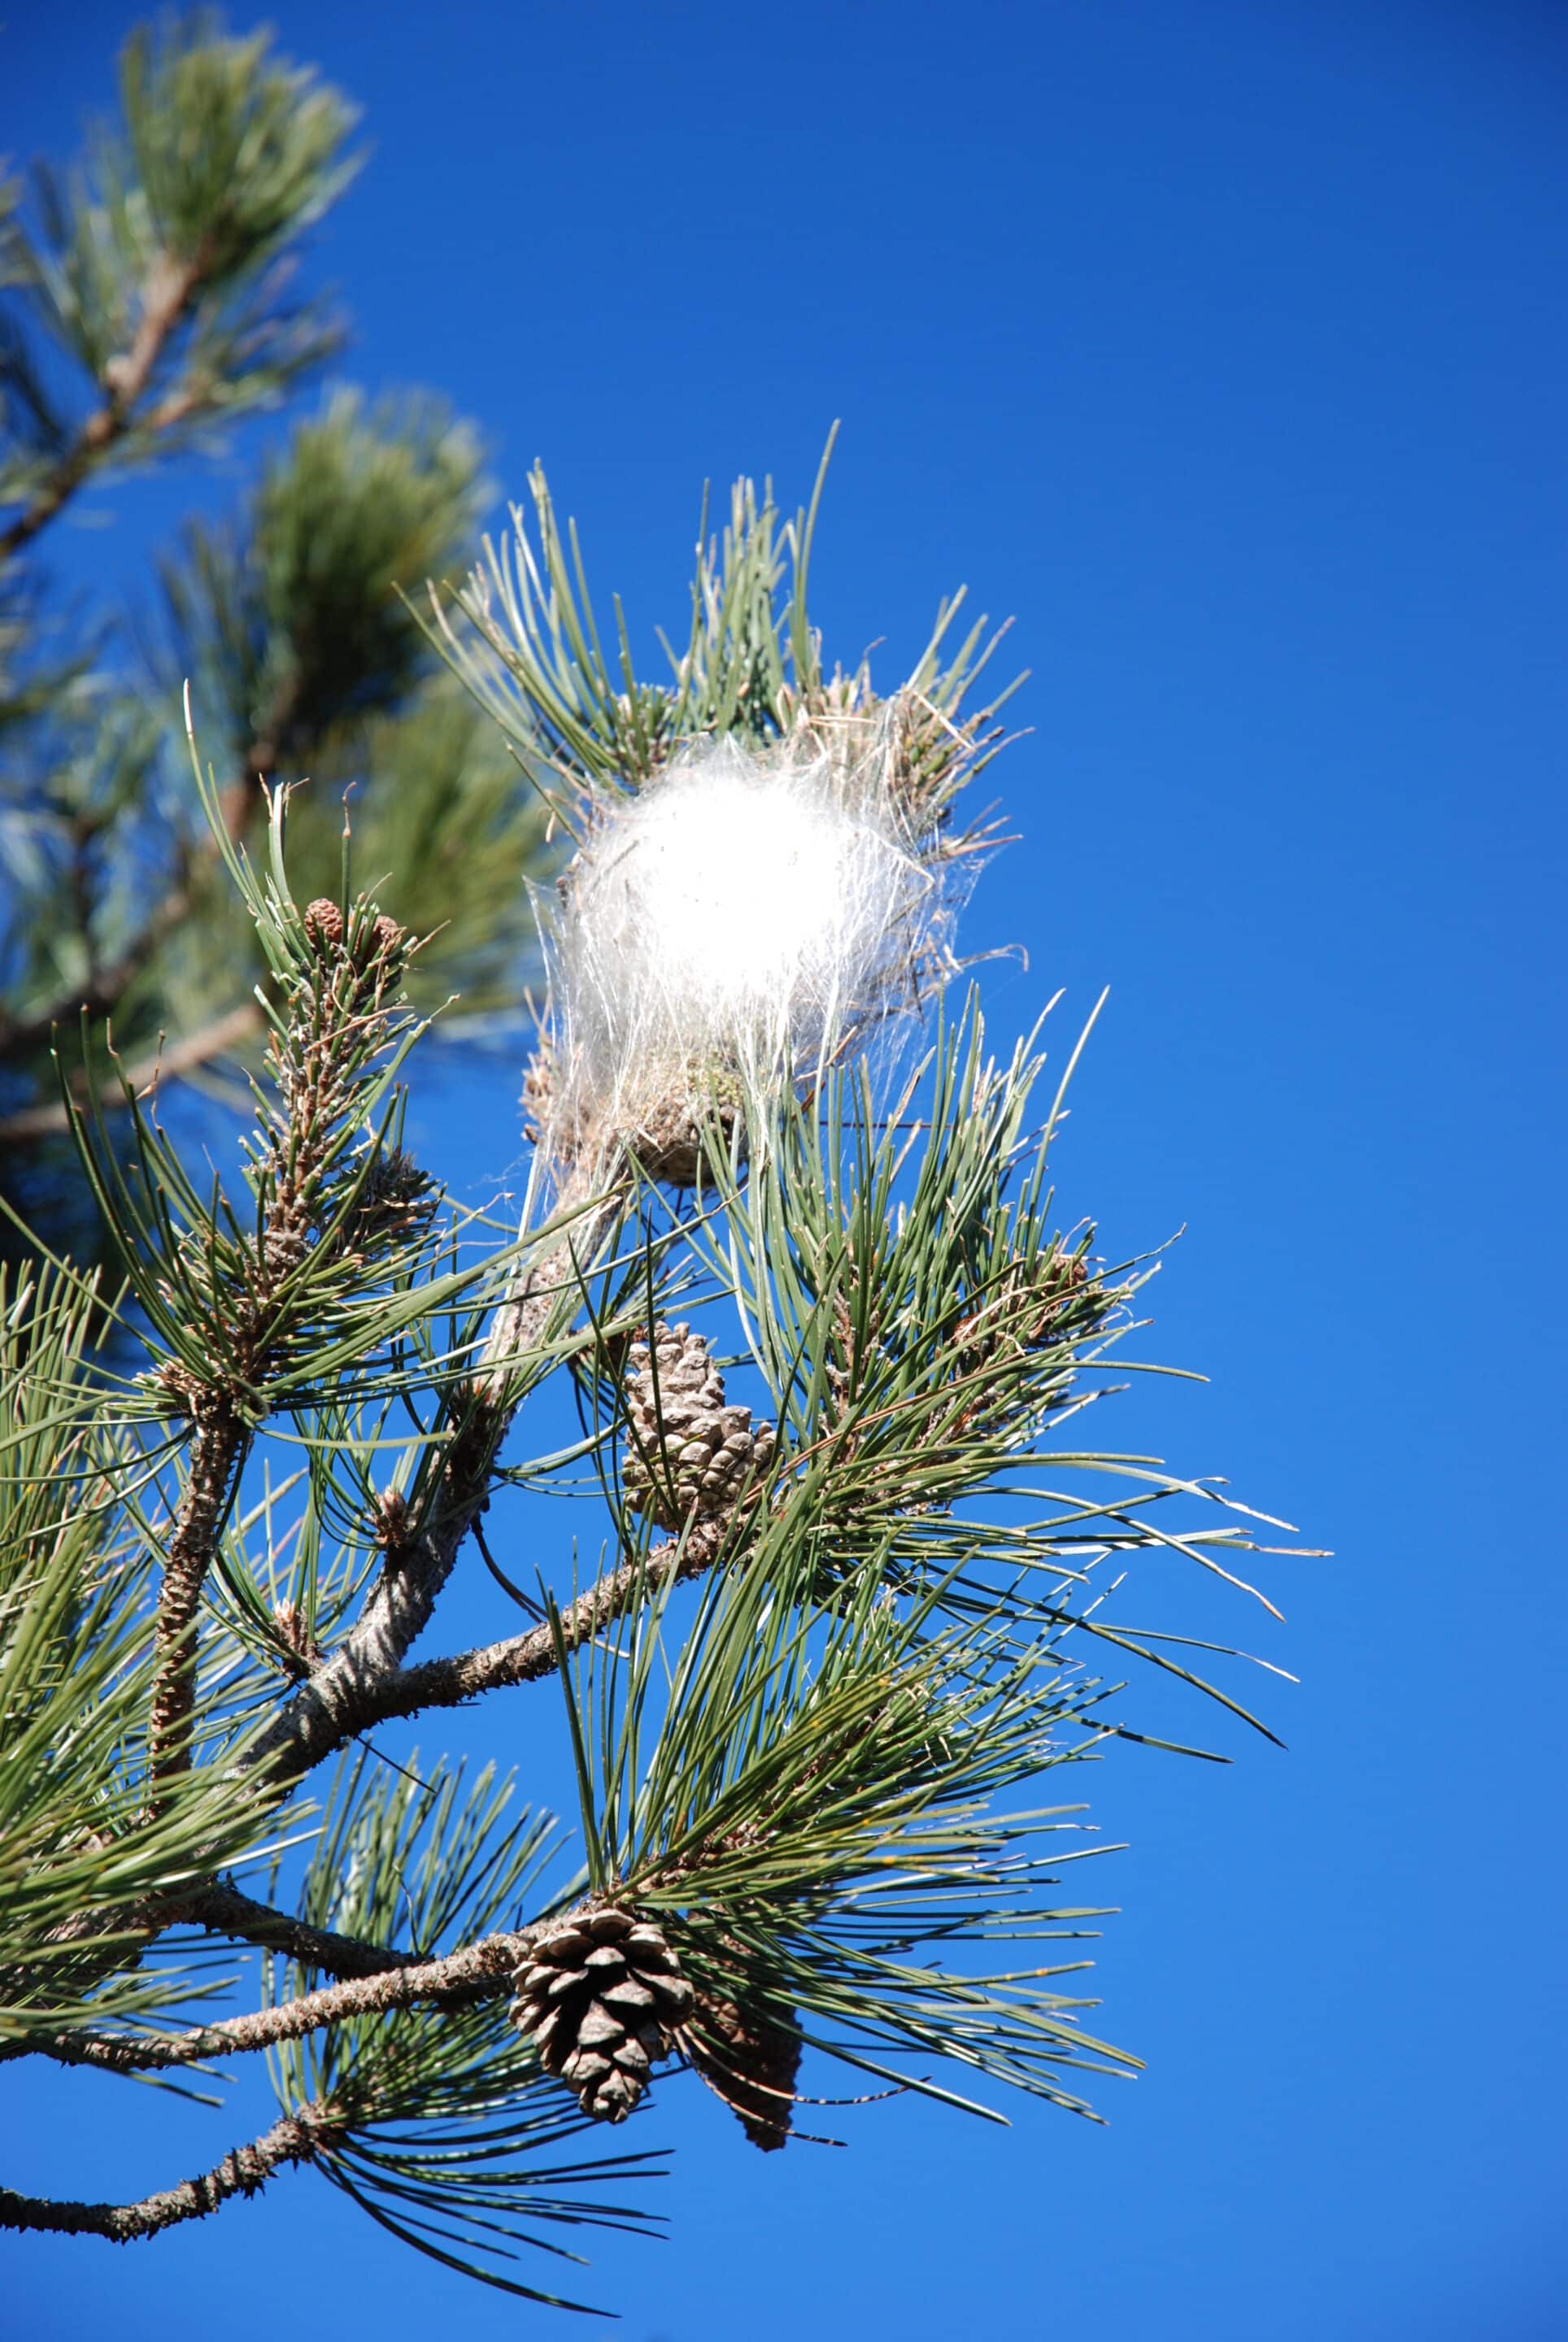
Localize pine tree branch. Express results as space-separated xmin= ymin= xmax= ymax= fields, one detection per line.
xmin=171 ymin=1880 xmax=420 ymax=1980
xmin=250 ymin=1517 xmax=736 ymax=1778
xmin=25 ymin=1931 xmax=525 ymax=2075
xmin=243 ymin=1184 xmax=630 ymax=1788
xmin=0 ymin=2104 xmax=335 ymax=2240
xmin=0 ymin=710 xmax=289 ymax=1073
xmin=0 ymin=250 xmax=207 ymax=561
xmin=146 ymin=1402 xmax=250 ymax=1800
xmin=233 ymin=1395 xmax=512 ymax=1791
xmin=0 ymin=855 xmax=199 ymax=1065
xmin=146 ymin=901 xmax=424 ymax=1791
xmin=0 ymin=1003 xmax=261 ymax=1141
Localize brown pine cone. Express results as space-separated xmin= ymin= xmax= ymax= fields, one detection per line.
xmin=509 ymin=1906 xmax=693 ymax=2123
xmin=303 ymin=897 xmax=345 ymax=952
xmin=622 ymin=1321 xmax=774 ymax=1530
xmin=685 ymin=1991 xmax=802 ymax=2152
xmin=624 ymin=1079 xmax=742 ymax=1187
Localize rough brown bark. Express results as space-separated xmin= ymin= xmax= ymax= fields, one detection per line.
xmin=146 ymin=1403 xmax=250 ymax=1797
xmin=172 ymin=1880 xmax=420 ymax=1981
xmin=30 ymin=1930 xmax=526 ymax=2074
xmin=0 ymin=2106 xmax=335 ymax=2240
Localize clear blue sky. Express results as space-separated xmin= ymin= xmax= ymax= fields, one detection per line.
xmin=5 ymin=2 xmax=1567 ymax=2337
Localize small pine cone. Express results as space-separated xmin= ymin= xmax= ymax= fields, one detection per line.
xmin=270 ymin=1600 xmax=321 ymax=1678
xmin=622 ymin=1322 xmax=773 ymax=1530
xmin=370 ymin=912 xmax=405 ymax=961
xmin=303 ymin=897 xmax=345 ymax=952
xmin=686 ymin=1992 xmax=802 ymax=2153
xmin=372 ymin=1486 xmax=410 ymax=1548
xmin=353 ymin=1146 xmax=438 ymax=1251
xmin=509 ymin=1906 xmax=693 ymax=2124
xmin=333 ymin=903 xmax=407 ymax=977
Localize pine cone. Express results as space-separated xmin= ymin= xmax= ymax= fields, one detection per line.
xmin=303 ymin=897 xmax=345 ymax=953
xmin=510 ymin=1907 xmax=693 ymax=2123
xmin=686 ymin=1992 xmax=802 ymax=2152
xmin=350 ymin=1145 xmax=438 ymax=1251
xmin=625 ymin=1094 xmax=737 ymax=1187
xmin=270 ymin=1600 xmax=322 ymax=1678
xmin=621 ymin=1057 xmax=745 ymax=1188
xmin=622 ymin=1321 xmax=774 ymax=1530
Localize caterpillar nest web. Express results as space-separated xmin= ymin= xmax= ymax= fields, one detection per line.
xmin=530 ymin=703 xmax=962 ymax=1184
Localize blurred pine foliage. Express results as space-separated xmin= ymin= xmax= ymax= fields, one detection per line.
xmin=0 ymin=13 xmax=552 ymax=1267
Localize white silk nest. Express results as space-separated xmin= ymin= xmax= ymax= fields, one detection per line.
xmin=532 ymin=708 xmax=960 ymax=1182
